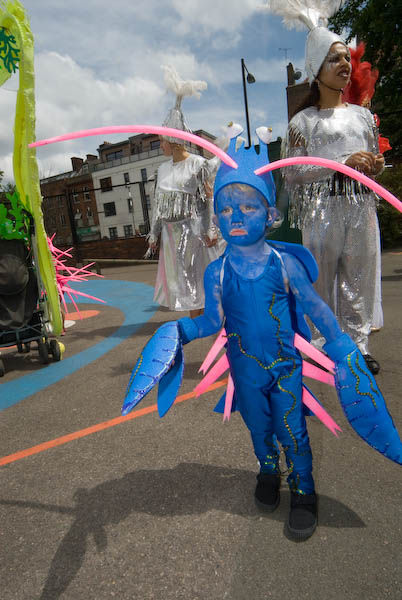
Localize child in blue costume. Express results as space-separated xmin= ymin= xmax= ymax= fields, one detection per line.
xmin=176 ymin=131 xmax=354 ymax=540
xmin=123 ymin=128 xmax=402 ymax=541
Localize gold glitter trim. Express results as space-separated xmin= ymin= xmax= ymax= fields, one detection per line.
xmin=347 ymin=353 xmax=378 ymax=409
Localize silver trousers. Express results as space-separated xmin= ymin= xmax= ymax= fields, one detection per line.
xmin=302 ymin=195 xmax=378 ymax=355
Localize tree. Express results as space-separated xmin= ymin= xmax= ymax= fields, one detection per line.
xmin=0 ymin=181 xmax=16 ymax=203
xmin=329 ymin=0 xmax=402 ymax=159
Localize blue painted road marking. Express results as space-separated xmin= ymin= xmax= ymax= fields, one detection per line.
xmin=0 ymin=280 xmax=158 ymax=410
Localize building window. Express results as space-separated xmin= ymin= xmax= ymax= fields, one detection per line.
xmin=103 ymin=202 xmax=116 ymax=217
xmin=124 ymin=224 xmax=133 ymax=237
xmin=141 ymin=168 xmax=147 ymax=182
xmin=86 ymin=206 xmax=92 ymax=217
xmin=150 ymin=140 xmax=160 ymax=150
xmin=124 ymin=172 xmax=130 ymax=184
xmin=83 ymin=187 xmax=91 ymax=201
xmin=127 ymin=197 xmax=133 ymax=213
xmin=72 ymin=191 xmax=80 ymax=203
xmin=109 ymin=227 xmax=118 ymax=239
xmin=106 ymin=150 xmax=123 ymax=161
xmin=100 ymin=177 xmax=112 ymax=192
xmin=60 ymin=214 xmax=67 ymax=227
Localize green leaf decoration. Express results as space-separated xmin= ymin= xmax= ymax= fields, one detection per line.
xmin=0 ymin=189 xmax=31 ymax=242
xmin=0 ymin=26 xmax=20 ymax=74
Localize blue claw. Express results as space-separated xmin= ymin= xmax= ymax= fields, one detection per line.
xmin=122 ymin=322 xmax=183 ymax=416
xmin=335 ymin=349 xmax=402 ymax=465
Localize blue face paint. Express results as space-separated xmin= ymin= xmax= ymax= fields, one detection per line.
xmin=216 ymin=185 xmax=269 ymax=247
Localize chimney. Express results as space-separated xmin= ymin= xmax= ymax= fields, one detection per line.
xmin=71 ymin=157 xmax=84 ymax=171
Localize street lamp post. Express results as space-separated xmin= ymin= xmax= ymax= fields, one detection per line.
xmin=241 ymin=59 xmax=256 ymax=148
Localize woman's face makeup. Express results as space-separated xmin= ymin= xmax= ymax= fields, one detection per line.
xmin=320 ymin=42 xmax=352 ymax=88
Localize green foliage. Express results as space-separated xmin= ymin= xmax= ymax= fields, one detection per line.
xmin=376 ymin=165 xmax=402 ymax=248
xmin=0 ymin=27 xmax=20 ymax=73
xmin=329 ymin=0 xmax=402 ymax=158
xmin=0 ymin=188 xmax=31 ymax=242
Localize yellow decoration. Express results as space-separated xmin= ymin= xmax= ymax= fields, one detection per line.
xmin=0 ymin=0 xmax=62 ymax=335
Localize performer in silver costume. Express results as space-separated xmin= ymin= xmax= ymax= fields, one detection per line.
xmin=284 ymin=102 xmax=383 ymax=365
xmin=148 ymin=66 xmax=221 ymax=317
xmin=262 ymin=1 xmax=385 ymax=373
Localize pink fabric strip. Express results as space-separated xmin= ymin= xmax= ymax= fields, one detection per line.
xmin=302 ymin=387 xmax=342 ymax=437
xmin=193 ymin=354 xmax=230 ymax=397
xmin=198 ymin=329 xmax=227 ymax=374
xmin=223 ymin=374 xmax=235 ymax=422
xmin=294 ymin=333 xmax=335 ymax=373
xmin=302 ymin=360 xmax=335 ymax=387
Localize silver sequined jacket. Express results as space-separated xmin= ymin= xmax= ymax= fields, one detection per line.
xmin=283 ymin=104 xmax=380 ymax=228
xmin=148 ymin=154 xmax=216 ymax=244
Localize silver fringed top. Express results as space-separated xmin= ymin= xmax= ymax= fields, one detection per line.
xmin=283 ymin=104 xmax=380 ymax=228
xmin=149 ymin=154 xmax=215 ymax=243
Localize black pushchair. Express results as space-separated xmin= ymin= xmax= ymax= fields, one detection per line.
xmin=0 ymin=237 xmax=62 ymax=377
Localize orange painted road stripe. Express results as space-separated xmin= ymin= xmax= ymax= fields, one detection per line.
xmin=0 ymin=379 xmax=227 ymax=467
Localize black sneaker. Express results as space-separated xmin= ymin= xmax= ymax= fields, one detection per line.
xmin=286 ymin=492 xmax=317 ymax=540
xmin=254 ymin=473 xmax=281 ymax=512
xmin=363 ymin=354 xmax=380 ymax=375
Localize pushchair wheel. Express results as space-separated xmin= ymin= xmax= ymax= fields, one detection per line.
xmin=0 ymin=358 xmax=5 ymax=377
xmin=49 ymin=339 xmax=63 ymax=362
xmin=38 ymin=338 xmax=50 ymax=364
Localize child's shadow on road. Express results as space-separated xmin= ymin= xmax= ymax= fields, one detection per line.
xmin=0 ymin=462 xmax=365 ymax=599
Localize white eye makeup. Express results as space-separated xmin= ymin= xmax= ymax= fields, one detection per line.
xmin=322 ymin=50 xmax=351 ymax=71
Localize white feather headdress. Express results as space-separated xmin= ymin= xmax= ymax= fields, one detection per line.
xmin=259 ymin=1 xmax=346 ymax=83
xmin=259 ymin=1 xmax=345 ymax=30
xmin=161 ymin=65 xmax=207 ymax=107
xmin=161 ymin=65 xmax=207 ymax=144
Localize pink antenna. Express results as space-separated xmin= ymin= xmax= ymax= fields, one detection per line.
xmin=29 ymin=126 xmax=238 ymax=169
xmin=255 ymin=156 xmax=402 ymax=214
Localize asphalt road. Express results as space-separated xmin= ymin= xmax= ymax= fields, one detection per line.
xmin=0 ymin=251 xmax=401 ymax=600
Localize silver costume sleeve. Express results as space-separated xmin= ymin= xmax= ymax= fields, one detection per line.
xmin=283 ymin=122 xmax=338 ymax=185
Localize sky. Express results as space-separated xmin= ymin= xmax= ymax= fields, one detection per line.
xmin=0 ymin=0 xmax=308 ymax=183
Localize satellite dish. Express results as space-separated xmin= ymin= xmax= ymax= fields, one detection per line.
xmin=294 ymin=70 xmax=302 ymax=81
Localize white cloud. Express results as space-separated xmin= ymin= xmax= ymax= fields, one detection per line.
xmin=171 ymin=0 xmax=262 ymax=34
xmin=0 ymin=1 xmax=307 ymax=183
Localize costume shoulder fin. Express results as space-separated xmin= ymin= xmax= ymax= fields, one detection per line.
xmin=267 ymin=240 xmax=318 ymax=283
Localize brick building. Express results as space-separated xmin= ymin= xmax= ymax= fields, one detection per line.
xmin=40 ymin=130 xmax=217 ymax=245
xmin=40 ymin=155 xmax=100 ymax=246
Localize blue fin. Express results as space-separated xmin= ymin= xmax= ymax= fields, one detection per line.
xmin=268 ymin=240 xmax=318 ymax=283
